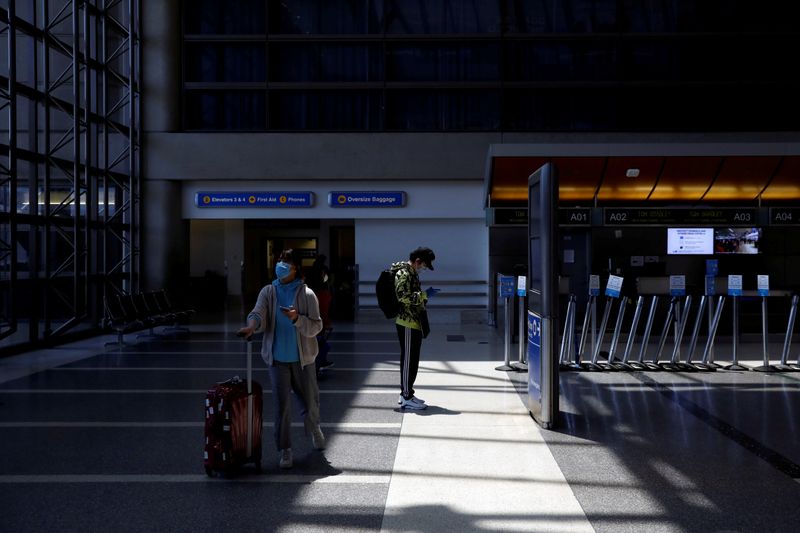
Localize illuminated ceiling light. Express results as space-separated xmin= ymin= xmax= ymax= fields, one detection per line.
xmin=626 ymin=168 xmax=640 ymax=178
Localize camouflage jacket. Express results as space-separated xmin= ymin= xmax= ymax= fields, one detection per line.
xmin=392 ymin=261 xmax=427 ymax=330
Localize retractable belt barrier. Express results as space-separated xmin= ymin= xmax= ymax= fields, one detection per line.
xmin=558 ymin=275 xmax=800 ymax=374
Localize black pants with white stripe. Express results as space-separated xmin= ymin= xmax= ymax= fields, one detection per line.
xmin=396 ymin=324 xmax=423 ymax=400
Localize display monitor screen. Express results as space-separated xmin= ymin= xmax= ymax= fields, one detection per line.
xmin=714 ymin=227 xmax=761 ymax=254
xmin=667 ymin=228 xmax=714 ymax=255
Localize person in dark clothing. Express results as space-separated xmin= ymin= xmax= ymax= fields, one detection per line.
xmin=309 ymin=255 xmax=334 ymax=375
xmin=392 ymin=247 xmax=438 ymax=410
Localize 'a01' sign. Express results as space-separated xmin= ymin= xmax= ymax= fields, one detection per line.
xmin=558 ymin=208 xmax=591 ymax=226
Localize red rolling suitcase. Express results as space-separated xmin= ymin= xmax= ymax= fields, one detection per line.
xmin=204 ymin=337 xmax=263 ymax=476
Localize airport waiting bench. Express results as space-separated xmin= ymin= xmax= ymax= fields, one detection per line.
xmin=103 ymin=289 xmax=196 ymax=346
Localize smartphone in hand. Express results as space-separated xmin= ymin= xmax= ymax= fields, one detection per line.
xmin=279 ymin=306 xmax=294 ymax=312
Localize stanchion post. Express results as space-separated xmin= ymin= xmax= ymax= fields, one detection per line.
xmin=607 ymin=296 xmax=629 ymax=363
xmin=725 ymin=296 xmax=747 ymax=371
xmin=653 ymin=298 xmax=677 ymax=366
xmin=685 ymin=295 xmax=707 ymax=364
xmin=701 ymin=296 xmax=725 ymax=365
xmin=637 ymin=295 xmax=658 ymax=365
xmin=779 ymin=295 xmax=799 ymax=371
xmin=591 ymin=297 xmax=613 ymax=365
xmin=753 ymin=275 xmax=777 ymax=372
xmin=496 ymin=274 xmax=517 ymax=372
xmin=668 ymin=296 xmax=692 ymax=368
xmin=707 ymin=296 xmax=717 ymax=366
xmin=517 ymin=294 xmax=527 ymax=366
xmin=622 ymin=296 xmax=644 ymax=365
xmin=513 ymin=279 xmax=529 ymax=371
xmin=577 ymin=295 xmax=593 ymax=363
xmin=725 ymin=274 xmax=748 ymax=371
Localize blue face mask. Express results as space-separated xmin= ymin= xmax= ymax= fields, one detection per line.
xmin=275 ymin=261 xmax=292 ymax=280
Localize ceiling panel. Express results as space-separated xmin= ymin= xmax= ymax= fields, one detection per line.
xmin=552 ymin=157 xmax=605 ymax=201
xmin=597 ymin=157 xmax=662 ymax=201
xmin=648 ymin=157 xmax=720 ymax=201
xmin=487 ymin=155 xmax=800 ymax=204
xmin=489 ymin=156 xmax=548 ymax=203
xmin=761 ymin=156 xmax=800 ymax=200
xmin=703 ymin=156 xmax=780 ymax=201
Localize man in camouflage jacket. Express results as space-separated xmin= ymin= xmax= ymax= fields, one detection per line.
xmin=392 ymin=247 xmax=437 ymax=410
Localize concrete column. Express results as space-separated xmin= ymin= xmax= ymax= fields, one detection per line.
xmin=142 ymin=0 xmax=180 ymax=132
xmin=142 ymin=180 xmax=189 ymax=296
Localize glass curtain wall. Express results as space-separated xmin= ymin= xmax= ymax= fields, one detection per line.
xmin=182 ymin=0 xmax=800 ymax=132
xmin=0 ymin=0 xmax=141 ymax=353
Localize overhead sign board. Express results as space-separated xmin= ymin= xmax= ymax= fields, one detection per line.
xmin=196 ymin=192 xmax=314 ymax=208
xmin=489 ymin=208 xmax=528 ymax=225
xmin=328 ymin=191 xmax=406 ymax=208
xmin=604 ymin=208 xmax=758 ymax=226
xmin=770 ymin=208 xmax=800 ymax=225
xmin=558 ymin=208 xmax=591 ymax=226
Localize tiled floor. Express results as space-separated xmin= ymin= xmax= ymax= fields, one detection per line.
xmin=1 ymin=312 xmax=799 ymax=532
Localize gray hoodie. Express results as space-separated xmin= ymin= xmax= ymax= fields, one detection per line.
xmin=248 ymin=283 xmax=323 ymax=368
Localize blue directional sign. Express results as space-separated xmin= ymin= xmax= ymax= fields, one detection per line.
xmin=499 ymin=275 xmax=515 ymax=298
xmin=196 ymin=192 xmax=314 ymax=208
xmin=328 ymin=191 xmax=406 ymax=207
xmin=528 ymin=311 xmax=542 ymax=405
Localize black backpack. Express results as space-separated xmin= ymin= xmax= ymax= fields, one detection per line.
xmin=376 ymin=268 xmax=400 ymax=319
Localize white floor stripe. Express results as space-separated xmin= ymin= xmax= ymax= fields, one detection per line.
xmin=0 ymin=421 xmax=401 ymax=429
xmin=0 ymin=474 xmax=390 ymax=484
xmin=48 ymin=367 xmax=401 ymax=372
xmin=95 ymin=351 xmax=396 ymax=356
xmin=0 ymin=388 xmax=399 ymax=394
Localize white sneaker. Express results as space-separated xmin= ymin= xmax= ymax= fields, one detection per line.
xmin=279 ymin=448 xmax=293 ymax=469
xmin=399 ymin=396 xmax=427 ymax=410
xmin=397 ymin=394 xmax=425 ymax=405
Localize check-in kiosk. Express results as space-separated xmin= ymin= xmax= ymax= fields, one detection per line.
xmin=527 ymin=164 xmax=559 ymax=429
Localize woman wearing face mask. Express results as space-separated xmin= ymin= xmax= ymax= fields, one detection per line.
xmin=237 ymin=249 xmax=324 ymax=469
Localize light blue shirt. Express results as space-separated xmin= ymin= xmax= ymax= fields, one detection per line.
xmin=272 ymin=278 xmax=301 ymax=363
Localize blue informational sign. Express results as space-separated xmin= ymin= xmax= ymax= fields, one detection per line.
xmin=728 ymin=275 xmax=743 ymax=296
xmin=527 ymin=311 xmax=542 ymax=406
xmin=705 ymin=275 xmax=716 ymax=296
xmin=757 ymin=275 xmax=769 ymax=297
xmin=196 ymin=192 xmax=313 ymax=207
xmin=589 ymin=275 xmax=600 ymax=296
xmin=328 ymin=191 xmax=406 ymax=207
xmin=605 ymin=275 xmax=623 ymax=298
xmin=670 ymin=275 xmax=686 ymax=297
xmin=706 ymin=259 xmax=719 ymax=276
xmin=517 ymin=276 xmax=527 ymax=297
xmin=499 ymin=275 xmax=515 ymax=298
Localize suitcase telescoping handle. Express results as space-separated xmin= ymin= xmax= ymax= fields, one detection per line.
xmin=236 ymin=332 xmax=255 ymax=458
